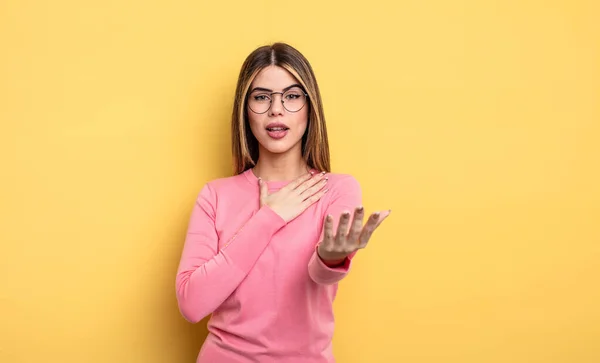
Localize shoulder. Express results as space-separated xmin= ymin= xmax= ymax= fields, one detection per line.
xmin=324 ymin=172 xmax=362 ymax=195
xmin=325 ymin=173 xmax=360 ymax=187
xmin=196 ymin=172 xmax=249 ymax=201
xmin=207 ymin=172 xmax=246 ymax=189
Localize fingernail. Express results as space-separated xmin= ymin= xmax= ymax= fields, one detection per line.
xmin=357 ymin=205 xmax=364 ymax=212
xmin=343 ymin=211 xmax=350 ymax=217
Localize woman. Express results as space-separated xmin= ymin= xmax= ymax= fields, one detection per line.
xmin=176 ymin=42 xmax=390 ymax=363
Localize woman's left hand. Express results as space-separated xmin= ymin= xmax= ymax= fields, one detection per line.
xmin=317 ymin=206 xmax=391 ymax=265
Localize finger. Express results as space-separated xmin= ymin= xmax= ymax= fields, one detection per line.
xmin=299 ymin=187 xmax=328 ymax=211
xmin=258 ymin=178 xmax=268 ymax=206
xmin=347 ymin=206 xmax=365 ymax=244
xmin=358 ymin=210 xmax=391 ymax=247
xmin=373 ymin=210 xmax=391 ymax=228
xmin=297 ymin=171 xmax=327 ymax=195
xmin=334 ymin=211 xmax=352 ymax=246
xmin=357 ymin=215 xmax=376 ymax=248
xmin=299 ymin=175 xmax=328 ymax=200
xmin=322 ymin=214 xmax=335 ymax=248
xmin=282 ymin=171 xmax=316 ymax=192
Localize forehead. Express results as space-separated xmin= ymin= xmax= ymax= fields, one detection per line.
xmin=250 ymin=65 xmax=299 ymax=90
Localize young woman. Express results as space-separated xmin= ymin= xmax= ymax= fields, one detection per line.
xmin=176 ymin=42 xmax=390 ymax=363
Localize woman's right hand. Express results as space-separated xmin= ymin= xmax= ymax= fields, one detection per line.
xmin=259 ymin=171 xmax=328 ymax=223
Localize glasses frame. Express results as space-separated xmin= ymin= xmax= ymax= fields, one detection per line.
xmin=247 ymin=88 xmax=309 ymax=114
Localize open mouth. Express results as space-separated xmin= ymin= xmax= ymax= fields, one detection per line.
xmin=266 ymin=127 xmax=289 ymax=131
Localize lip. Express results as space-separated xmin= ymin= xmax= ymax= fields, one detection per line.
xmin=267 ymin=129 xmax=288 ymax=140
xmin=265 ymin=122 xmax=289 ymax=130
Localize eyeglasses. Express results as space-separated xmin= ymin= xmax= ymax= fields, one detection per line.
xmin=247 ymin=86 xmax=309 ymax=114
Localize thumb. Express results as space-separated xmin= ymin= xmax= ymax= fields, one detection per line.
xmin=258 ymin=178 xmax=268 ymax=206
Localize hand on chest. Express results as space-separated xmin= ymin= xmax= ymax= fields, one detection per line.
xmin=216 ymin=200 xmax=325 ymax=260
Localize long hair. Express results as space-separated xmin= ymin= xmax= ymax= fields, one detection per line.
xmin=230 ymin=42 xmax=330 ymax=175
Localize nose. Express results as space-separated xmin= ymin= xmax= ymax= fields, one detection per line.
xmin=268 ymin=93 xmax=284 ymax=116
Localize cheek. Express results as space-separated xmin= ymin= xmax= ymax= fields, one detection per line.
xmin=293 ymin=108 xmax=309 ymax=127
xmin=247 ymin=113 xmax=263 ymax=135
xmin=297 ymin=111 xmax=309 ymax=133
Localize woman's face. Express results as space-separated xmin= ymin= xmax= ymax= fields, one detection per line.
xmin=247 ymin=65 xmax=309 ymax=156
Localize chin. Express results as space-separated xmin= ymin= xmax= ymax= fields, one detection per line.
xmin=262 ymin=142 xmax=298 ymax=155
xmin=258 ymin=137 xmax=303 ymax=155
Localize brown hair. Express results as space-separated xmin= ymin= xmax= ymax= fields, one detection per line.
xmin=230 ymin=42 xmax=330 ymax=175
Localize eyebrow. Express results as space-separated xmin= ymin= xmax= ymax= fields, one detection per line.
xmin=249 ymin=83 xmax=303 ymax=93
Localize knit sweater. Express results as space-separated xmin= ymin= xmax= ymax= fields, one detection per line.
xmin=176 ymin=168 xmax=362 ymax=362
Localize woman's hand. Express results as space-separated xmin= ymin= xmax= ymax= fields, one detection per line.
xmin=317 ymin=206 xmax=391 ymax=265
xmin=260 ymin=171 xmax=328 ymax=223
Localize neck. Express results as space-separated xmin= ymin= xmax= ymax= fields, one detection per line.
xmin=252 ymin=147 xmax=310 ymax=182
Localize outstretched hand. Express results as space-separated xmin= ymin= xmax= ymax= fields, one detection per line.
xmin=317 ymin=207 xmax=391 ymax=265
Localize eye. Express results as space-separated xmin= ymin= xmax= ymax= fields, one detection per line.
xmin=285 ymin=92 xmax=302 ymax=100
xmin=253 ymin=94 xmax=270 ymax=101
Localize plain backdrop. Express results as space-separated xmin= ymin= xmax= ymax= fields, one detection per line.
xmin=1 ymin=1 xmax=599 ymax=362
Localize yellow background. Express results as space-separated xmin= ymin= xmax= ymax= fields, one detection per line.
xmin=1 ymin=0 xmax=599 ymax=362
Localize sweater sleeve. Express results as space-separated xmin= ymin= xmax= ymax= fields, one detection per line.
xmin=175 ymin=183 xmax=287 ymax=323
xmin=308 ymin=174 xmax=362 ymax=285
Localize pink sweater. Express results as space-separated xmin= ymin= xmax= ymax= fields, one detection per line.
xmin=175 ymin=168 xmax=362 ymax=363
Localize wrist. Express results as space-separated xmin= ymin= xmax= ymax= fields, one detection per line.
xmin=318 ymin=253 xmax=346 ymax=267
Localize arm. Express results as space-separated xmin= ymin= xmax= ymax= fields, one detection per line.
xmin=307 ymin=175 xmax=362 ymax=285
xmin=175 ymin=183 xmax=286 ymax=323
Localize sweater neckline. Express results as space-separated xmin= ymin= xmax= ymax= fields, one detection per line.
xmin=243 ymin=167 xmax=318 ymax=190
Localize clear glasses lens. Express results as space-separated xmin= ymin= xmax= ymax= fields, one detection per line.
xmin=248 ymin=87 xmax=307 ymax=113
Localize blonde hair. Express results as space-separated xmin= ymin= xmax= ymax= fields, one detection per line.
xmin=231 ymin=42 xmax=330 ymax=175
